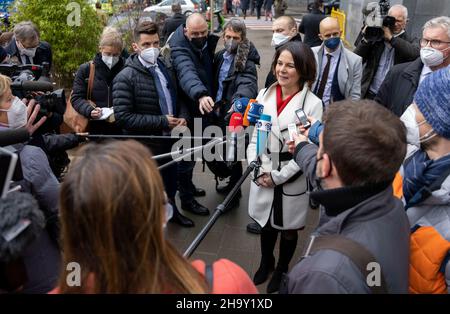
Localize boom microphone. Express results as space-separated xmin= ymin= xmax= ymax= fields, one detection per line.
xmin=0 ymin=128 xmax=29 ymax=147
xmin=226 ymin=113 xmax=244 ymax=162
xmin=10 ymin=80 xmax=54 ymax=92
xmin=0 ymin=192 xmax=45 ymax=262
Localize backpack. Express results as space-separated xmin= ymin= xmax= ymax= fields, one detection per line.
xmin=279 ymin=234 xmax=389 ymax=294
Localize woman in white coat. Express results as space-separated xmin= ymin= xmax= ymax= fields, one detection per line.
xmin=247 ymin=42 xmax=323 ymax=293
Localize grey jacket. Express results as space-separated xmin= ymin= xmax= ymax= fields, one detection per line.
xmin=287 ymin=143 xmax=410 ymax=293
xmin=312 ymin=43 xmax=363 ymax=101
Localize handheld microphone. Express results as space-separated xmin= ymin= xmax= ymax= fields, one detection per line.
xmin=232 ymin=97 xmax=250 ymax=114
xmin=0 ymin=128 xmax=30 ymax=147
xmin=256 ymin=114 xmax=272 ymax=157
xmin=10 ymin=80 xmax=54 ymax=92
xmin=243 ymin=100 xmax=265 ymax=127
xmin=226 ymin=113 xmax=244 ymax=163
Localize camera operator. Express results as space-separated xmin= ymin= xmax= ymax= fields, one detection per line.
xmin=5 ymin=21 xmax=52 ymax=70
xmin=354 ymin=4 xmax=420 ymax=100
xmin=0 ymin=73 xmax=82 ymax=240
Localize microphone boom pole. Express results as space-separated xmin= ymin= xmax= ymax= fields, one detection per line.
xmin=183 ymin=160 xmax=260 ymax=258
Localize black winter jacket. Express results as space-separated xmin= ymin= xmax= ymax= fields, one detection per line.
xmin=112 ymin=54 xmax=189 ymax=152
xmin=162 ymin=13 xmax=186 ymax=44
xmin=265 ymin=33 xmax=302 ymax=88
xmin=5 ymin=39 xmax=53 ymax=70
xmin=71 ymin=53 xmax=125 ymax=134
xmin=375 ymin=57 xmax=424 ymax=117
xmin=213 ymin=39 xmax=260 ymax=118
xmin=354 ymin=31 xmax=420 ymax=98
xmin=168 ymin=25 xmax=219 ymax=117
xmin=298 ymin=9 xmax=325 ymax=48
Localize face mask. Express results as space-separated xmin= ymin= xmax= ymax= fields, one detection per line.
xmin=401 ymin=105 xmax=421 ymax=147
xmin=0 ymin=97 xmax=27 ymax=129
xmin=17 ymin=41 xmax=37 ymax=58
xmin=102 ymin=55 xmax=120 ymax=69
xmin=140 ymin=47 xmax=160 ymax=64
xmin=224 ymin=39 xmax=239 ymax=54
xmin=324 ymin=37 xmax=341 ymax=50
xmin=191 ymin=36 xmax=207 ymax=50
xmin=420 ymin=47 xmax=449 ymax=67
xmin=271 ymin=32 xmax=291 ymax=47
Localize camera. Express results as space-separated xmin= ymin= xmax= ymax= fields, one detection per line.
xmin=0 ymin=62 xmax=65 ymax=119
xmin=362 ymin=0 xmax=393 ymax=43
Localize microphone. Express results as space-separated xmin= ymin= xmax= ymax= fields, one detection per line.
xmin=0 ymin=192 xmax=45 ymax=262
xmin=243 ymin=100 xmax=264 ymax=127
xmin=232 ymin=97 xmax=250 ymax=114
xmin=10 ymin=80 xmax=54 ymax=92
xmin=0 ymin=128 xmax=29 ymax=147
xmin=256 ymin=114 xmax=272 ymax=157
xmin=226 ymin=112 xmax=244 ymax=163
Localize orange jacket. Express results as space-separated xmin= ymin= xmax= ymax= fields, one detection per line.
xmin=410 ymin=226 xmax=450 ymax=294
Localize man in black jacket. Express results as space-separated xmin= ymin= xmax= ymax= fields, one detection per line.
xmin=354 ymin=4 xmax=420 ymax=99
xmin=113 ymin=21 xmax=194 ymax=227
xmin=161 ymin=3 xmax=186 ymax=45
xmin=5 ymin=21 xmax=52 ymax=70
xmin=375 ymin=16 xmax=450 ymax=117
xmin=298 ymin=0 xmax=325 ymax=48
xmin=213 ymin=18 xmax=260 ymax=210
xmin=168 ymin=13 xmax=220 ymax=216
xmin=265 ymin=15 xmax=302 ymax=88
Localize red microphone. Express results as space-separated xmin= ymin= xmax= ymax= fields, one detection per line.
xmin=227 ymin=113 xmax=244 ymax=162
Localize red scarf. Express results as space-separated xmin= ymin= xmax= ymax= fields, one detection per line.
xmin=276 ymin=85 xmax=299 ymax=116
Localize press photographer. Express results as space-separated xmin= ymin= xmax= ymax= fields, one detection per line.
xmin=354 ymin=2 xmax=420 ymax=99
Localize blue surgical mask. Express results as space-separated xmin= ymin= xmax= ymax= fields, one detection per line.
xmin=324 ymin=37 xmax=341 ymax=50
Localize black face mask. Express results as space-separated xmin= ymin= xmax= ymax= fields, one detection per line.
xmin=191 ymin=36 xmax=207 ymax=50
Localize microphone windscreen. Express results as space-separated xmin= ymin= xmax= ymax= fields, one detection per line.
xmin=0 ymin=128 xmax=29 ymax=147
xmin=232 ymin=98 xmax=250 ymax=114
xmin=228 ymin=113 xmax=243 ymax=132
xmin=0 ymin=192 xmax=45 ymax=262
xmin=20 ymin=80 xmax=54 ymax=92
xmin=243 ymin=99 xmax=257 ymax=127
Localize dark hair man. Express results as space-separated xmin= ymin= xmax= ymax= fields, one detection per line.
xmin=285 ymin=100 xmax=410 ymax=293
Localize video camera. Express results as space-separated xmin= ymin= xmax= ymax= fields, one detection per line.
xmin=362 ymin=0 xmax=395 ymax=43
xmin=0 ymin=62 xmax=65 ymax=119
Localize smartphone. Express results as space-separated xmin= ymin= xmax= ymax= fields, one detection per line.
xmin=0 ymin=147 xmax=18 ymax=198
xmin=288 ymin=123 xmax=298 ymax=141
xmin=295 ymin=109 xmax=311 ymax=129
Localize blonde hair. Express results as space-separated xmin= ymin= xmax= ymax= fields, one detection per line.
xmin=99 ymin=27 xmax=123 ymax=51
xmin=0 ymin=74 xmax=11 ymax=104
xmin=59 ymin=140 xmax=208 ymax=293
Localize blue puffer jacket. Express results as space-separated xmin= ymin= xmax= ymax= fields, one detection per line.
xmin=168 ymin=25 xmax=219 ymax=117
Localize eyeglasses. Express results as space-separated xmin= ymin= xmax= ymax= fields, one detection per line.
xmin=420 ymin=38 xmax=450 ymax=49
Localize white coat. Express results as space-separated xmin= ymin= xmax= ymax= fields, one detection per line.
xmin=247 ymin=83 xmax=323 ymax=230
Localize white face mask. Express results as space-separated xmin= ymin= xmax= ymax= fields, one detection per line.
xmin=102 ymin=55 xmax=120 ymax=69
xmin=271 ymin=32 xmax=291 ymax=47
xmin=420 ymin=46 xmax=449 ymax=67
xmin=0 ymin=97 xmax=27 ymax=129
xmin=17 ymin=41 xmax=37 ymax=58
xmin=401 ymin=104 xmax=437 ymax=147
xmin=140 ymin=47 xmax=160 ymax=64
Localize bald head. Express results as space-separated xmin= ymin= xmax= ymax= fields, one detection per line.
xmin=319 ymin=17 xmax=342 ymax=51
xmin=319 ymin=17 xmax=340 ymax=34
xmin=185 ymin=13 xmax=208 ymax=41
xmin=186 ymin=13 xmax=207 ymax=29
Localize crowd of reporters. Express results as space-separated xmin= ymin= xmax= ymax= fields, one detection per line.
xmin=0 ymin=1 xmax=450 ymax=295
